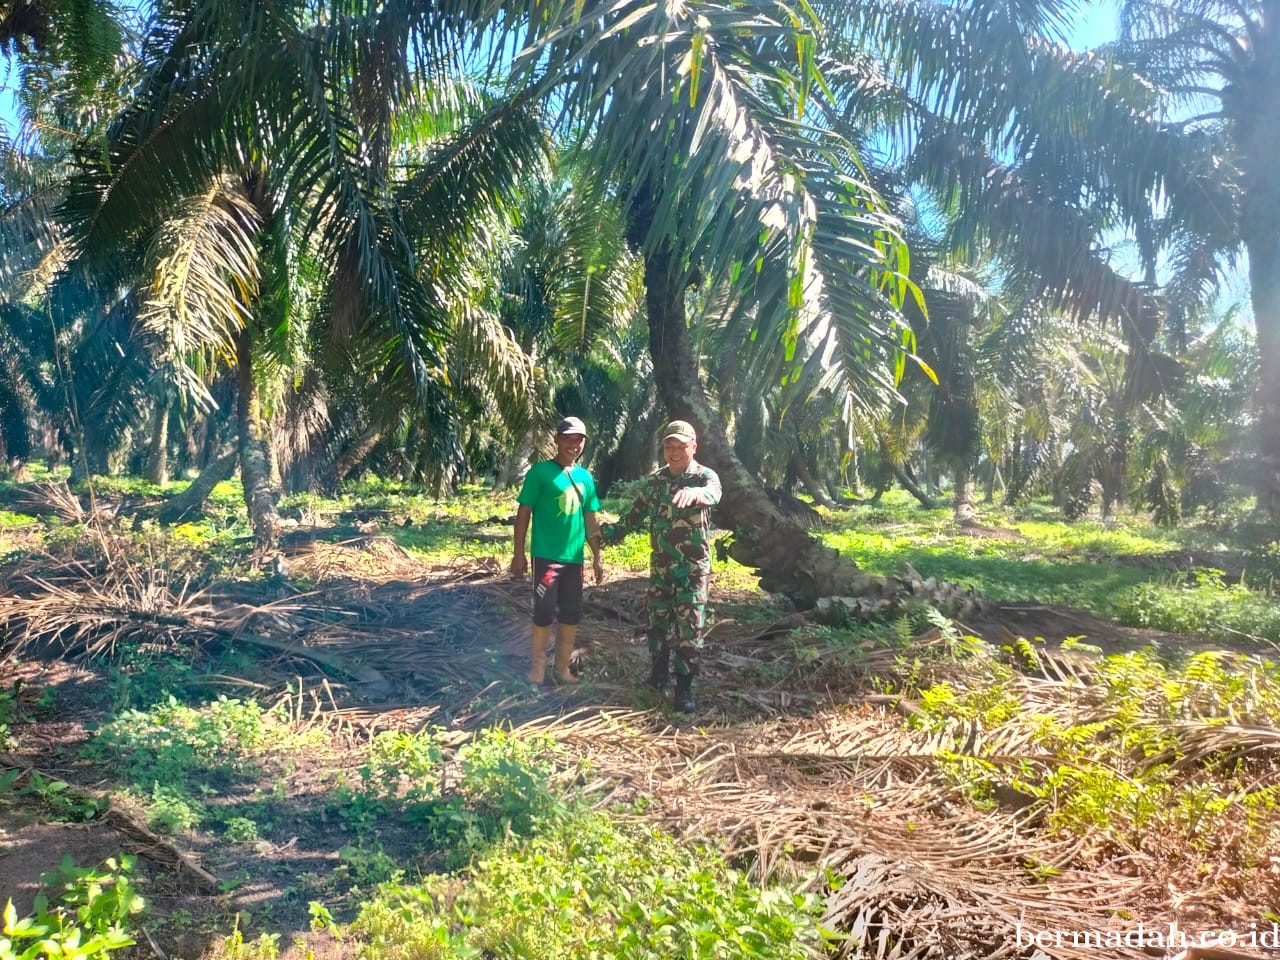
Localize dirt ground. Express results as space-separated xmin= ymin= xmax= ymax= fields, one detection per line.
xmin=1 ymin=539 xmax=1271 ymax=960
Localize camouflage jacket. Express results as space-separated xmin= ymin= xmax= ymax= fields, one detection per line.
xmin=603 ymin=462 xmax=722 ymax=567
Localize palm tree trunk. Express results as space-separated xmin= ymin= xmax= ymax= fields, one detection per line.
xmin=982 ymin=461 xmax=1003 ymax=504
xmin=144 ymin=401 xmax=169 ymax=485
xmin=953 ymin=463 xmax=975 ymax=523
xmin=642 ymin=242 xmax=903 ymax=608
xmin=790 ymin=453 xmax=834 ymax=508
xmin=1248 ymin=235 xmax=1280 ymax=517
xmin=332 ymin=426 xmax=384 ymax=487
xmin=235 ymin=326 xmax=279 ymax=549
xmin=887 ymin=451 xmax=937 ymax=509
xmin=594 ymin=401 xmax=663 ymax=494
xmin=155 ymin=448 xmax=237 ymax=524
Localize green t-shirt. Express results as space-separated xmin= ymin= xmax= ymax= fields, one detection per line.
xmin=517 ymin=460 xmax=601 ymax=562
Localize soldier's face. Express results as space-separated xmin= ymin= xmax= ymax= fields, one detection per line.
xmin=663 ymin=437 xmax=695 ymax=473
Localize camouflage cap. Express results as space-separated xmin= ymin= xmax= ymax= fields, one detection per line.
xmin=662 ymin=420 xmax=697 ymax=442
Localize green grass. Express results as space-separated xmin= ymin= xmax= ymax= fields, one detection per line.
xmin=814 ymin=491 xmax=1273 ymax=634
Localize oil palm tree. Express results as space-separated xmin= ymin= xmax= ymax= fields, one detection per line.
xmin=826 ymin=0 xmax=1275 ymax=513
xmin=1113 ymin=0 xmax=1280 ymax=514
xmin=59 ymin=1 xmax=548 ymax=546
xmin=504 ymin=0 xmax=934 ymax=608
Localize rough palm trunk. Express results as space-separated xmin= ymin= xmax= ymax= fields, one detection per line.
xmin=953 ymin=463 xmax=975 ymax=523
xmin=894 ymin=463 xmax=937 ymax=509
xmin=331 ymin=426 xmax=383 ymax=489
xmin=144 ymin=402 xmax=169 ymax=485
xmin=790 ymin=454 xmax=834 ymax=508
xmin=641 ymin=242 xmax=979 ymax=616
xmin=235 ymin=326 xmax=279 ymax=549
xmin=155 ymin=449 xmax=237 ymax=524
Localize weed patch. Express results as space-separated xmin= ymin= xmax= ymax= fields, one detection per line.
xmin=82 ymin=695 xmax=294 ymax=834
xmin=901 ymin=630 xmax=1280 ymax=875
xmin=1116 ymin=569 xmax=1280 ymax=646
xmin=1 ymin=855 xmax=145 ymax=960
xmin=354 ymin=807 xmax=825 ymax=960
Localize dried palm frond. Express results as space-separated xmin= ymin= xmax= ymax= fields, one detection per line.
xmin=18 ymin=481 xmax=94 ymax=524
xmin=513 ymin=705 xmax=1155 ymax=960
xmin=1143 ymin=722 xmax=1280 ymax=771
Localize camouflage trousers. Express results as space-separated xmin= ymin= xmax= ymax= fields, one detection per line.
xmin=646 ymin=561 xmax=710 ymax=678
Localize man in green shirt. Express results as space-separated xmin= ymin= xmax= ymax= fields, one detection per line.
xmin=511 ymin=417 xmax=604 ymax=685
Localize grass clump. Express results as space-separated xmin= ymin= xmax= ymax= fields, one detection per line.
xmin=354 ymin=808 xmax=825 ymax=960
xmin=1116 ymin=568 xmax=1280 ymax=646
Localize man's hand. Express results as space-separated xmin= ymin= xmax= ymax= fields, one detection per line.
xmin=510 ymin=554 xmax=528 ymax=578
xmin=592 ymin=556 xmax=605 ymax=584
xmin=672 ymin=486 xmax=701 ymax=508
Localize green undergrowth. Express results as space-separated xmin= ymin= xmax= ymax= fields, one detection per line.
xmin=817 ymin=491 xmax=1276 ymax=640
xmin=342 ymin=727 xmax=825 ymax=960
xmin=888 ymin=620 xmax=1280 ymax=889
xmin=328 ymin=727 xmax=571 ymax=872
xmin=70 ymin=695 xmax=828 ymax=960
xmin=81 ymin=692 xmax=316 ymax=837
xmin=353 ymin=809 xmax=825 ymax=960
xmin=185 ymin=724 xmax=827 ymax=959
xmin=1117 ymin=568 xmax=1280 ymax=646
xmin=0 ymin=679 xmax=54 ymax=751
xmin=1 ymin=855 xmax=145 ymax=960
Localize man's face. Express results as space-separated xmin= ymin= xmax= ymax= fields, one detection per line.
xmin=663 ymin=436 xmax=696 ymax=473
xmin=555 ymin=433 xmax=585 ymax=462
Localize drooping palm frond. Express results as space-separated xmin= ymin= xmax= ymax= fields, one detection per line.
xmin=514 ymin=0 xmax=918 ymax=400
xmin=0 ymin=0 xmax=125 ymax=102
xmin=1118 ymin=0 xmax=1261 ymax=100
xmin=0 ymin=162 xmax=66 ymax=301
xmin=450 ymin=302 xmax=542 ymax=439
xmin=136 ymin=176 xmax=263 ymax=407
xmin=821 ymin=0 xmax=1248 ymax=341
xmin=73 ymin=297 xmax=155 ymax=469
xmin=546 ymin=174 xmax=643 ymax=353
xmin=271 ymin=363 xmax=332 ymax=493
xmin=0 ymin=301 xmax=59 ymax=461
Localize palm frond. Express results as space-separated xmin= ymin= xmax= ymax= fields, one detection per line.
xmin=137 ymin=176 xmax=262 ymax=407
xmin=451 ymin=302 xmax=541 ymax=437
xmin=516 ymin=0 xmax=915 ymax=395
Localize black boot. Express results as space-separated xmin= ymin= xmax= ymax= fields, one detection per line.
xmin=673 ymin=673 xmax=696 ymax=713
xmin=645 ymin=649 xmax=670 ymax=691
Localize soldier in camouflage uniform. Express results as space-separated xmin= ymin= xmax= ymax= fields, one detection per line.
xmin=602 ymin=420 xmax=721 ymax=712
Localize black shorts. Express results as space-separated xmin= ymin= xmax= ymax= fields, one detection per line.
xmin=531 ymin=558 xmax=584 ymax=627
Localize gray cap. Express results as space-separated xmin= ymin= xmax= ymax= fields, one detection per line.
xmin=556 ymin=416 xmax=588 ymax=437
